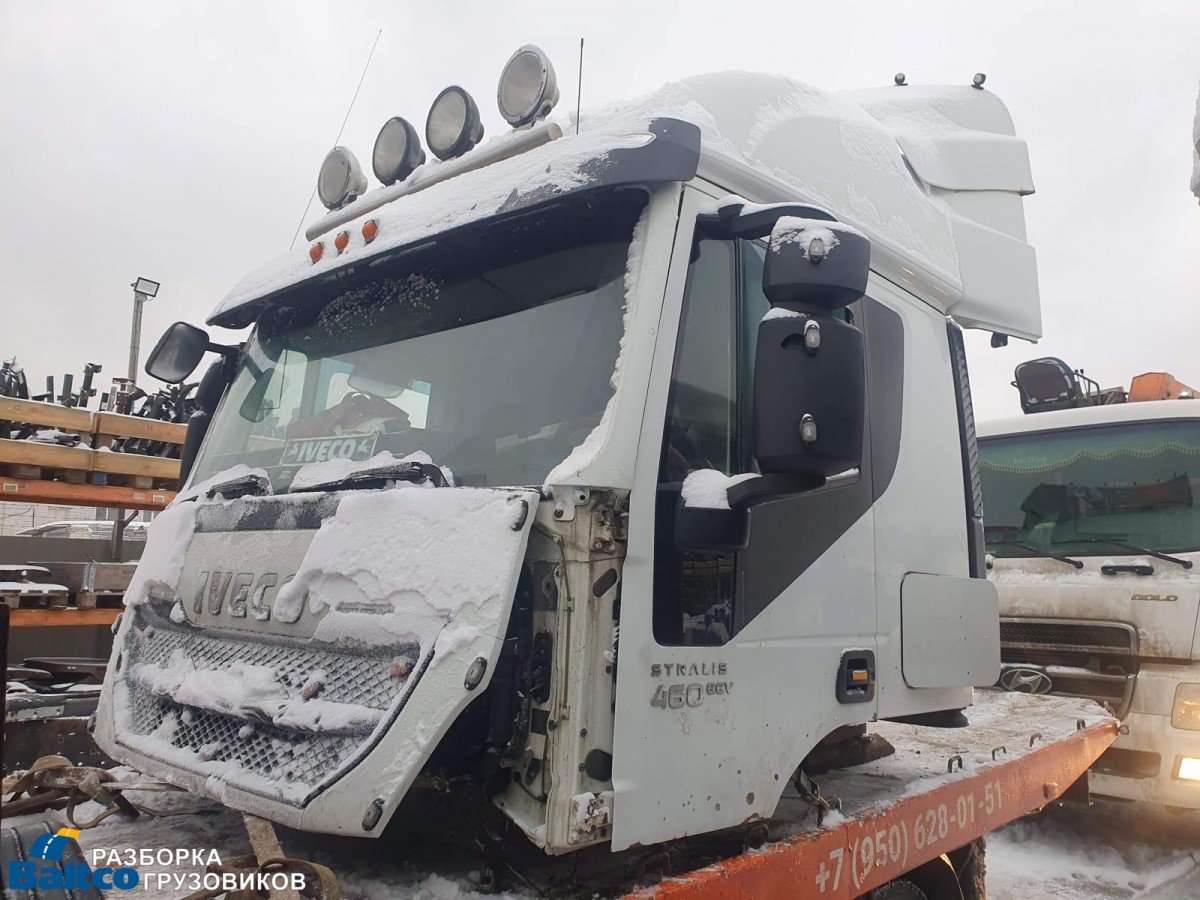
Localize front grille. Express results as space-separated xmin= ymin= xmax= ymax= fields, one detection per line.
xmin=116 ymin=605 xmax=423 ymax=806
xmin=1094 ymin=748 xmax=1162 ymax=779
xmin=999 ymin=617 xmax=1138 ymax=717
xmin=128 ymin=691 xmax=362 ymax=791
xmin=1000 ymin=621 xmax=1135 ymax=653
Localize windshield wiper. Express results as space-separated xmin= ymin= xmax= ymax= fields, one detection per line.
xmin=290 ymin=460 xmax=449 ymax=494
xmin=204 ymin=473 xmax=273 ymax=500
xmin=999 ymin=543 xmax=1084 ymax=569
xmin=1058 ymin=537 xmax=1194 ymax=570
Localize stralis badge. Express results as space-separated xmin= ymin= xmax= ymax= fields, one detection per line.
xmin=280 ymin=433 xmax=379 ymax=466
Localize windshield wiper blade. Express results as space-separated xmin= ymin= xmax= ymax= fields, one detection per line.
xmin=290 ymin=460 xmax=449 ymax=494
xmin=1060 ymin=537 xmax=1193 ymax=570
xmin=1008 ymin=543 xmax=1084 ymax=569
xmin=205 ymin=473 xmax=273 ymax=500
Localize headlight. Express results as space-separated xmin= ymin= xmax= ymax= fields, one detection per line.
xmin=497 ymin=45 xmax=559 ymax=127
xmin=1172 ymin=683 xmax=1200 ymax=731
xmin=426 ymin=86 xmax=484 ymax=161
xmin=372 ymin=116 xmax=425 ymax=186
xmin=1177 ymin=757 xmax=1200 ymax=783
xmin=317 ymin=146 xmax=367 ymax=211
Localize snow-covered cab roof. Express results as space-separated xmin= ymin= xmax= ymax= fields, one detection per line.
xmin=659 ymin=73 xmax=1039 ymax=339
xmin=211 ymin=72 xmax=1040 ymax=340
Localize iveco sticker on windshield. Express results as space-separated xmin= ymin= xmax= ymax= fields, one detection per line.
xmin=280 ymin=433 xmax=379 ymax=466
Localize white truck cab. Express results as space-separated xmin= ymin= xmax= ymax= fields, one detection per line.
xmin=93 ymin=51 xmax=1042 ymax=853
xmin=981 ymin=361 xmax=1200 ymax=809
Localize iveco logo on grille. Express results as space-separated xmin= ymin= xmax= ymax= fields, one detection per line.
xmin=193 ymin=570 xmax=295 ymax=621
xmin=178 ymin=529 xmax=318 ymax=636
xmin=998 ymin=668 xmax=1054 ymax=695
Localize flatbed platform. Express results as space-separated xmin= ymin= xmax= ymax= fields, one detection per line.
xmin=635 ymin=691 xmax=1117 ymax=898
xmin=1 ymin=692 xmax=1116 ymax=899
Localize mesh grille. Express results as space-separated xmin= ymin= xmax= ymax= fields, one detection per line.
xmin=1000 ymin=620 xmax=1135 ymax=652
xmin=118 ymin=607 xmax=422 ymax=806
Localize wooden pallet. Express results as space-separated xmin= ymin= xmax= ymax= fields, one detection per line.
xmin=8 ymin=607 xmax=121 ymax=628
xmin=75 ymin=591 xmax=127 ymax=609
xmin=0 ymin=475 xmax=175 ymax=511
xmin=0 ymin=584 xmax=71 ymax=609
xmin=0 ymin=398 xmax=185 ymax=492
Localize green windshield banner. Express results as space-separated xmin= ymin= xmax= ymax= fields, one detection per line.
xmin=981 ymin=423 xmax=1200 ymax=475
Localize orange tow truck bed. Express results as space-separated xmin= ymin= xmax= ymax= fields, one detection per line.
xmin=628 ymin=692 xmax=1116 ymax=899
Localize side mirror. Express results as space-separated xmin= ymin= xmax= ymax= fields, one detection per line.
xmin=674 ymin=504 xmax=749 ymax=553
xmin=763 ymin=217 xmax=871 ymax=310
xmin=146 ymin=322 xmax=210 ymax=384
xmin=753 ymin=217 xmax=870 ymax=478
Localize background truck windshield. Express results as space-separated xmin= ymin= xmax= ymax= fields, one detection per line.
xmin=189 ymin=190 xmax=646 ymax=492
xmin=979 ymin=419 xmax=1200 ymax=557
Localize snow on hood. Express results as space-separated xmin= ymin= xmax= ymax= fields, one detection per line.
xmin=272 ymin=485 xmax=536 ymax=658
xmin=120 ymin=502 xmax=197 ymax=608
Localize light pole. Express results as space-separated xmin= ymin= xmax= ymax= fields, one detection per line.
xmin=128 ymin=277 xmax=160 ymax=384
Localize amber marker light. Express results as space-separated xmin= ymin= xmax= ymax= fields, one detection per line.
xmin=309 ymin=242 xmax=325 ymax=263
xmin=362 ymin=219 xmax=379 ymax=243
xmin=334 ymin=231 xmax=350 ymax=253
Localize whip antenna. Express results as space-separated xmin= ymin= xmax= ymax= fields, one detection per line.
xmin=576 ymin=38 xmax=584 ymax=135
xmin=289 ymin=29 xmax=383 ymax=250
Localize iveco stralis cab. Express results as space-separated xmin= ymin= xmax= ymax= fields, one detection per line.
xmin=981 ymin=359 xmax=1200 ymax=809
xmin=94 ymin=48 xmax=1042 ymax=853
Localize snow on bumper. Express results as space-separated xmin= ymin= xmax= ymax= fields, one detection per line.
xmin=93 ymin=485 xmax=540 ymax=834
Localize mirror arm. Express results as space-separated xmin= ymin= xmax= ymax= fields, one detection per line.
xmin=697 ymin=202 xmax=837 ymax=241
xmin=727 ymin=473 xmax=826 ymax=509
xmin=205 ymin=340 xmax=241 ymax=362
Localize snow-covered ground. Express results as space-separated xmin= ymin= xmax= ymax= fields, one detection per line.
xmin=7 ymin=789 xmax=1196 ymax=899
xmin=989 ymin=799 xmax=1200 ymax=900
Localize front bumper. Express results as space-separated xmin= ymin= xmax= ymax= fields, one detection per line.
xmin=1088 ymin=663 xmax=1200 ymax=809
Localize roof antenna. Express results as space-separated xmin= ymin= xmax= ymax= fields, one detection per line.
xmin=576 ymin=38 xmax=584 ymax=135
xmin=288 ymin=29 xmax=383 ymax=251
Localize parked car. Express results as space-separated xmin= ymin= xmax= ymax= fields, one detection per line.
xmin=17 ymin=520 xmax=149 ymax=541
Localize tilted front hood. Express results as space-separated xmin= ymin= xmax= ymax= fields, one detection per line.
xmin=94 ymin=484 xmax=538 ymax=835
xmin=992 ymin=554 xmax=1200 ymax=660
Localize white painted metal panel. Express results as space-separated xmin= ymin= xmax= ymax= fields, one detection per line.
xmin=901 ymin=573 xmax=1000 ymax=688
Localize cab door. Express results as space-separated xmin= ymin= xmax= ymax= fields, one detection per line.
xmin=611 ymin=187 xmax=882 ymax=850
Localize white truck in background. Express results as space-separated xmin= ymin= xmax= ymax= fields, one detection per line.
xmin=81 ymin=44 xmax=1075 ymax=894
xmin=980 ymin=359 xmax=1200 ymax=810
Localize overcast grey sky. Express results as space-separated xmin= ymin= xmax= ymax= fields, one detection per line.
xmin=2 ymin=1 xmax=1197 ymax=421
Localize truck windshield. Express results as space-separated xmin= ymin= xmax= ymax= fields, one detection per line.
xmin=189 ymin=190 xmax=646 ymax=492
xmin=979 ymin=419 xmax=1200 ymax=557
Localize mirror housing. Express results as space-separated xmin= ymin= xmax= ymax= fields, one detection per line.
xmin=754 ymin=314 xmax=865 ymax=476
xmin=763 ymin=217 xmax=870 ymax=312
xmin=674 ymin=503 xmax=749 ymax=553
xmin=753 ymin=217 xmax=870 ymax=478
xmin=145 ymin=322 xmax=210 ymax=384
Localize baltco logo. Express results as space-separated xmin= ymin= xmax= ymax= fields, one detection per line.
xmin=8 ymin=827 xmax=140 ymax=892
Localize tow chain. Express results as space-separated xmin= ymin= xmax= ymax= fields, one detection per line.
xmin=794 ymin=768 xmax=842 ymax=827
xmin=2 ymin=756 xmax=340 ymax=900
xmin=1 ymin=754 xmax=169 ymax=825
